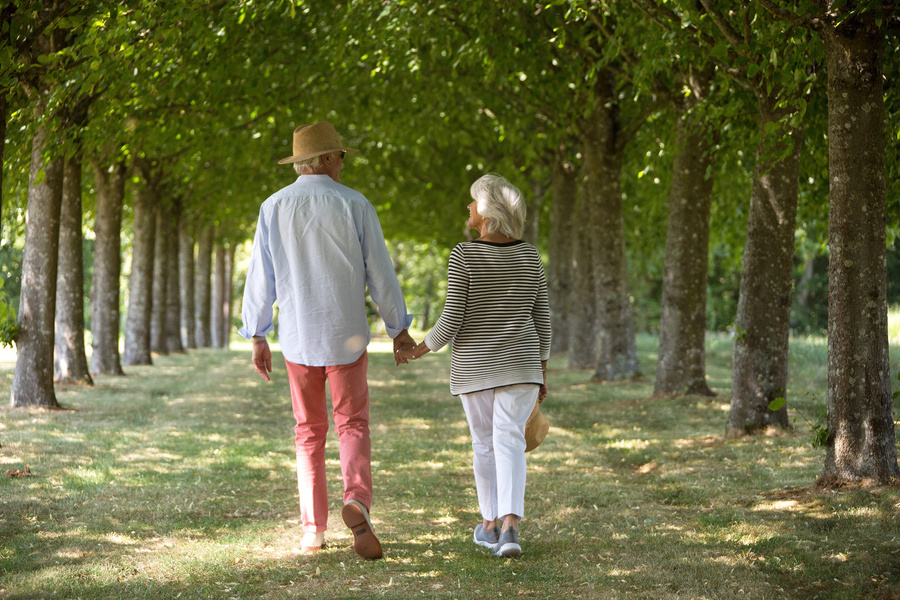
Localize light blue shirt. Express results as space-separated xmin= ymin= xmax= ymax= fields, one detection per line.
xmin=239 ymin=174 xmax=413 ymax=366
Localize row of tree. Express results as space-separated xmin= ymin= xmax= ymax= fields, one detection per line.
xmin=351 ymin=0 xmax=900 ymax=485
xmin=2 ymin=1 xmax=898 ymax=486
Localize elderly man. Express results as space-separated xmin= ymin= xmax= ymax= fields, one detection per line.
xmin=239 ymin=121 xmax=415 ymax=560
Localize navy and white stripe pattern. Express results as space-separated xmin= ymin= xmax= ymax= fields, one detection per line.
xmin=424 ymin=240 xmax=551 ymax=396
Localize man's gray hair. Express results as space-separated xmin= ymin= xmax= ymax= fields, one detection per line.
xmin=292 ymin=153 xmax=327 ymax=175
xmin=470 ymin=173 xmax=526 ymax=239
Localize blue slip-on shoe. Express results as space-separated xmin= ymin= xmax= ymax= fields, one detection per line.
xmin=474 ymin=524 xmax=500 ymax=549
xmin=494 ymin=528 xmax=522 ymax=558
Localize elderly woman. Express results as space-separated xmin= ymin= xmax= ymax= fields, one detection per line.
xmin=403 ymin=173 xmax=551 ymax=558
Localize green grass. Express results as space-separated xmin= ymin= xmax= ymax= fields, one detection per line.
xmin=1 ymin=333 xmax=898 ymax=600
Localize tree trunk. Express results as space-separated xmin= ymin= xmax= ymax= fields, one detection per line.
xmin=582 ymin=77 xmax=641 ymax=382
xmin=54 ymin=154 xmax=93 ymax=385
xmin=10 ymin=115 xmax=63 ymax=408
xmin=818 ymin=15 xmax=898 ymax=485
xmin=727 ymin=96 xmax=802 ymax=435
xmin=150 ymin=204 xmax=169 ymax=355
xmin=654 ymin=68 xmax=716 ymax=397
xmin=165 ymin=200 xmax=184 ymax=354
xmin=548 ymin=152 xmax=576 ymax=357
xmin=523 ymin=178 xmax=544 ymax=246
xmin=179 ymin=220 xmax=196 ymax=349
xmin=211 ymin=242 xmax=227 ymax=348
xmin=0 ymin=88 xmax=6 ymax=234
xmin=568 ymin=175 xmax=597 ymax=369
xmin=0 ymin=2 xmax=10 ymax=234
xmin=90 ymin=161 xmax=126 ymax=375
xmin=222 ymin=244 xmax=236 ymax=349
xmin=123 ymin=182 xmax=157 ymax=366
xmin=194 ymin=225 xmax=213 ymax=347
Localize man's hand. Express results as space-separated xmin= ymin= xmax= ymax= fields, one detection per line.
xmin=252 ymin=339 xmax=273 ymax=381
xmin=393 ymin=329 xmax=416 ymax=366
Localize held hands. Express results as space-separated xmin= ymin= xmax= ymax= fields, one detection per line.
xmin=393 ymin=329 xmax=417 ymax=366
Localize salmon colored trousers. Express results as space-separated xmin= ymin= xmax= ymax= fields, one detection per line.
xmin=284 ymin=351 xmax=372 ymax=533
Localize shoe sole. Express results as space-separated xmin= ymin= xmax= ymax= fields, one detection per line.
xmin=496 ymin=543 xmax=522 ymax=558
xmin=342 ymin=501 xmax=383 ymax=560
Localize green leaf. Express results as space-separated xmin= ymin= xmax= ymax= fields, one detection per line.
xmin=768 ymin=397 xmax=787 ymax=412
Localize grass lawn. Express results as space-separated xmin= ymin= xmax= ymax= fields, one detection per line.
xmin=1 ymin=333 xmax=899 ymax=599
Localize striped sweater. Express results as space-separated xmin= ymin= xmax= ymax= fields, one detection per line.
xmin=424 ymin=240 xmax=551 ymax=395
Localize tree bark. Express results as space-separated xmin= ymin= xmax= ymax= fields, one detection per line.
xmin=179 ymin=219 xmax=196 ymax=349
xmin=165 ymin=199 xmax=184 ymax=354
xmin=211 ymin=242 xmax=227 ymax=348
xmin=54 ymin=154 xmax=93 ymax=384
xmin=222 ymin=244 xmax=236 ymax=349
xmin=654 ymin=67 xmax=716 ymax=397
xmin=523 ymin=178 xmax=544 ymax=246
xmin=90 ymin=161 xmax=126 ymax=375
xmin=123 ymin=181 xmax=157 ymax=366
xmin=150 ymin=204 xmax=169 ymax=355
xmin=10 ymin=112 xmax=63 ymax=408
xmin=548 ymin=152 xmax=576 ymax=357
xmin=582 ymin=76 xmax=641 ymax=382
xmin=818 ymin=14 xmax=898 ymax=485
xmin=568 ymin=175 xmax=597 ymax=369
xmin=727 ymin=96 xmax=802 ymax=435
xmin=0 ymin=88 xmax=6 ymax=235
xmin=194 ymin=225 xmax=213 ymax=347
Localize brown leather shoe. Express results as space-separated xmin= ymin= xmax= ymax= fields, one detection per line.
xmin=341 ymin=500 xmax=383 ymax=560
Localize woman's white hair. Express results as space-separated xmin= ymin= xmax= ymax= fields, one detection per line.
xmin=470 ymin=173 xmax=526 ymax=239
xmin=292 ymin=153 xmax=327 ymax=175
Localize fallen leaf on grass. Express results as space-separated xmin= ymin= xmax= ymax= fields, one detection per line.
xmin=635 ymin=461 xmax=657 ymax=474
xmin=5 ymin=467 xmax=31 ymax=478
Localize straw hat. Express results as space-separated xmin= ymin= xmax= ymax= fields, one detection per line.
xmin=525 ymin=402 xmax=550 ymax=452
xmin=277 ymin=121 xmax=359 ymax=164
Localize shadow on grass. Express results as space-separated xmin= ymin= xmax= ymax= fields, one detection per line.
xmin=1 ymin=338 xmax=899 ymax=599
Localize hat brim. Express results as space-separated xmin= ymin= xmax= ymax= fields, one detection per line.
xmin=277 ymin=147 xmax=359 ymax=165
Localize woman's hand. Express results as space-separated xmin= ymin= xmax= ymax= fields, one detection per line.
xmin=398 ymin=342 xmax=430 ymax=362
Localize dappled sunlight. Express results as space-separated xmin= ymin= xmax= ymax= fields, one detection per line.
xmin=754 ymin=499 xmax=801 ymax=511
xmin=389 ymin=417 xmax=433 ymax=430
xmin=101 ymin=532 xmax=142 ymax=547
xmin=120 ymin=447 xmax=182 ymax=464
xmin=604 ymin=439 xmax=651 ymax=450
xmin=3 ymin=338 xmax=899 ymax=600
xmin=672 ymin=435 xmax=724 ymax=449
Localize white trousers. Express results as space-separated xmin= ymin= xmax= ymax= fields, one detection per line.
xmin=460 ymin=383 xmax=539 ymax=522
